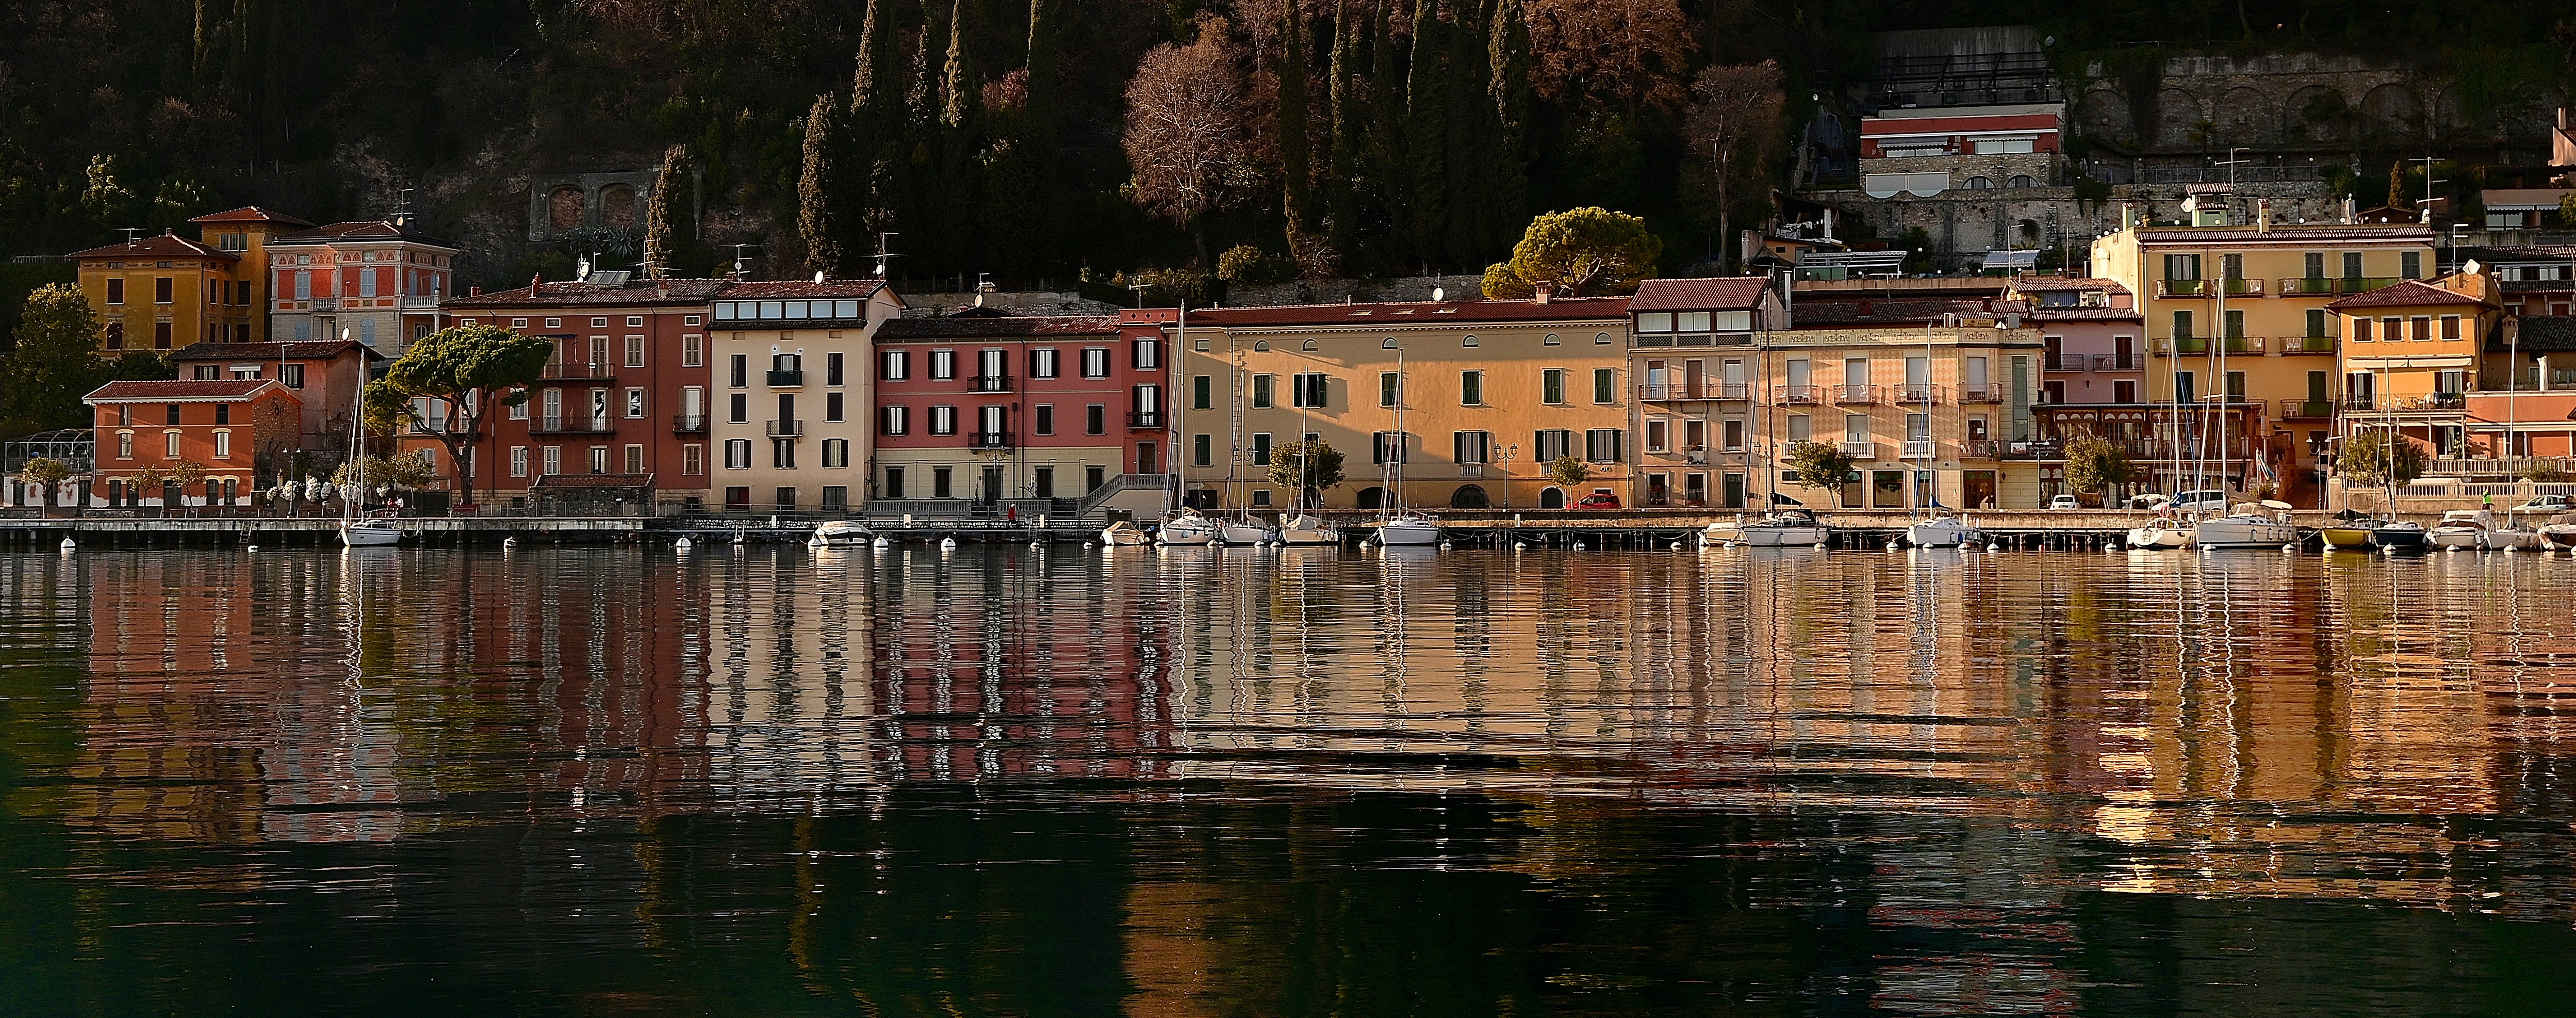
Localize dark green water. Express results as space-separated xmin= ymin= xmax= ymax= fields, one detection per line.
xmin=4 ymin=543 xmax=2574 ymax=1015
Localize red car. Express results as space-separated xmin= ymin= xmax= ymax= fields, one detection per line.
xmin=1571 ymin=493 xmax=1622 ymax=510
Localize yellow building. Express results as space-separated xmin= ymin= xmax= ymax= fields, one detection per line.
xmin=66 ymin=207 xmax=309 ymax=351
xmin=2326 ymin=271 xmax=2499 ymax=458
xmin=1179 ymin=294 xmax=1633 ymax=511
xmin=1627 ymin=277 xmax=1790 ymax=508
xmin=1758 ymin=296 xmax=2047 ymax=510
xmin=2092 ymin=213 xmax=2436 ymax=494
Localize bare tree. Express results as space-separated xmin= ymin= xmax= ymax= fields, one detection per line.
xmin=1122 ymin=15 xmax=1255 ymax=266
xmin=1683 ymin=61 xmax=1784 ymax=273
xmin=1524 ymin=0 xmax=1697 ymax=112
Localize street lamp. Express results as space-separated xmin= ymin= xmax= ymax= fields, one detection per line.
xmin=1500 ymin=443 xmax=1520 ymax=509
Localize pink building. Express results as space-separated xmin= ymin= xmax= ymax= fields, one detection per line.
xmin=2012 ymin=278 xmax=2144 ymax=406
xmin=867 ymin=306 xmax=1173 ymax=515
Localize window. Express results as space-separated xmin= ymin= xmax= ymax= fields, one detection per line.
xmin=155 ymin=277 xmax=173 ymax=304
xmin=1292 ymin=373 xmax=1327 ymax=408
xmin=2410 ymin=316 xmax=2431 ymax=341
xmin=625 ymin=389 xmax=646 ymax=418
xmin=1972 ymin=136 xmax=2035 ymax=154
xmin=2007 ymin=175 xmax=2036 ymax=189
xmin=1460 ymin=370 xmax=1483 ymax=405
xmin=1593 ymin=368 xmax=1616 ymax=403
xmin=1372 ymin=431 xmax=1408 ymax=464
xmin=2225 ymin=371 xmax=2246 ymax=400
xmin=1081 ymin=348 xmax=1110 ymax=378
xmin=104 ymin=322 xmax=123 ymax=349
xmin=1133 ymin=337 xmax=1160 ymax=369
xmin=2306 ymin=310 xmax=2331 ymax=339
xmin=929 ymin=405 xmax=957 ymax=435
xmin=1722 ymin=419 xmax=1745 ymax=451
xmin=1192 ymin=376 xmax=1211 ymax=410
xmin=681 ymin=444 xmax=703 ymax=476
xmin=1380 ymin=372 xmax=1399 ymax=408
xmin=1030 ymin=467 xmax=1054 ymax=499
xmin=2342 ymin=252 xmax=2364 ymax=279
xmin=1252 ymin=433 xmax=1273 ymax=465
xmin=1461 ymin=334 xmax=1479 ymax=348
xmin=212 ymin=430 xmax=231 ymax=459
xmin=106 ymin=278 xmax=124 ymax=305
xmin=545 ymin=445 xmax=565 ymax=475
xmin=1036 ymin=405 xmax=1054 ymax=435
xmin=2441 ymin=315 xmax=2462 ymax=340
xmin=882 ymin=349 xmax=910 ymax=380
xmin=587 ymin=446 xmax=610 ymax=474
xmin=1542 ymin=369 xmax=1565 ymax=404
xmin=194 ymin=364 xmax=221 ymax=380
xmin=2164 ymin=254 xmax=2201 ymax=281
xmin=881 ymin=405 xmax=909 ymax=434
xmin=1031 ymin=348 xmax=1060 ymax=378
xmin=1787 ymin=415 xmax=1811 ymax=442
xmin=2172 ymin=310 xmax=2193 ymax=340
xmin=729 ymin=393 xmax=748 ymax=423
xmin=1252 ymin=374 xmax=1275 ymax=408
xmin=166 ymin=404 xmax=183 ymax=425
xmin=723 ymin=440 xmax=752 ymax=469
xmin=931 ymin=349 xmax=956 ymax=380
xmin=624 ymin=444 xmax=645 ymax=474
xmin=1545 ymin=332 xmax=1561 ymax=346
xmin=2352 ymin=317 xmax=2373 ymax=342
xmin=116 ymin=432 xmax=133 ymax=459
xmin=1584 ymin=429 xmax=1623 ymax=463
xmin=730 ymin=354 xmax=748 ymax=387
xmin=2384 ymin=317 xmax=2402 ymax=342
xmin=1843 ymin=413 xmax=1868 ymax=443
xmin=681 ymin=334 xmax=703 ymax=366
xmin=162 ymin=430 xmax=180 ymax=458
xmin=155 ymin=321 xmax=172 ymax=349
xmin=280 ymin=363 xmax=305 ymax=390
xmin=1194 ymin=433 xmax=1213 ymax=466
xmin=2224 ymin=310 xmax=2244 ymax=339
xmin=1596 ymin=332 xmax=1612 ymax=345
xmin=1453 ymin=430 xmax=1491 ymax=464
xmin=1963 ymin=176 xmax=1993 ymax=190
xmin=826 ymin=392 xmax=845 ymax=422
xmin=2175 ymin=370 xmax=2196 ymax=405
xmin=932 ymin=467 xmax=953 ymax=498
xmin=2402 ymin=250 xmax=2423 ymax=279
xmin=1646 ymin=418 xmax=1668 ymax=453
xmin=823 ymin=438 xmax=849 ymax=468
xmin=827 ymin=351 xmax=845 ymax=386
xmin=1086 ymin=404 xmax=1105 ymax=434
xmin=511 ymin=446 xmax=530 ymax=477
xmin=884 ymin=467 xmax=906 ymax=498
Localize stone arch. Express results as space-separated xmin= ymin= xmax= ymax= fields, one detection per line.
xmin=2153 ymin=88 xmax=2208 ymax=148
xmin=1448 ymin=484 xmax=1489 ymax=509
xmin=547 ymin=186 xmax=586 ymax=232
xmin=1356 ymin=486 xmax=1387 ymax=510
xmin=2282 ymin=85 xmax=2349 ymax=144
xmin=2214 ymin=87 xmax=2275 ymax=145
xmin=600 ymin=184 xmax=638 ymax=228
xmin=2075 ymin=88 xmax=2133 ymax=145
xmin=1538 ymin=488 xmax=1566 ymax=509
xmin=2358 ymin=83 xmax=2421 ymax=143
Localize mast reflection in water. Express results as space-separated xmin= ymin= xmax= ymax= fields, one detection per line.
xmin=2 ymin=544 xmax=2574 ymax=1015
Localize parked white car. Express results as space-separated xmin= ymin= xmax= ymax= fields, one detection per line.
xmin=2170 ymin=489 xmax=2230 ymax=512
xmin=2048 ymin=495 xmax=2080 ymax=510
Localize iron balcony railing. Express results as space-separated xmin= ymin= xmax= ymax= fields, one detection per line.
xmin=2278 ymin=276 xmax=2404 ymax=297
xmin=671 ymin=414 xmax=708 ymax=434
xmin=1639 ymin=381 xmax=1753 ymax=401
xmin=1960 ymin=439 xmax=2000 ymax=459
xmin=529 ymin=417 xmax=616 ymax=435
xmin=969 ymin=374 xmax=1013 ymax=393
xmin=540 ymin=362 xmax=614 ymax=381
xmin=2279 ymin=399 xmax=2333 ymax=419
xmin=1958 ymin=384 xmax=2004 ymax=404
xmin=969 ymin=430 xmax=1014 ymax=449
xmin=1900 ymin=438 xmax=1935 ymax=459
xmin=1832 ymin=384 xmax=1884 ymax=405
xmin=1840 ymin=440 xmax=1878 ymax=460
xmin=1126 ymin=410 xmax=1165 ymax=429
xmin=2279 ymin=335 xmax=2335 ymax=354
xmin=1775 ymin=385 xmax=1822 ymax=406
xmin=765 ymin=369 xmax=805 ymax=387
xmin=1896 ymin=384 xmax=1945 ymax=404
xmin=767 ymin=418 xmax=804 ymax=437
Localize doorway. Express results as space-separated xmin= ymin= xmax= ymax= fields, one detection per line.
xmin=1538 ymin=488 xmax=1565 ymax=509
xmin=1357 ymin=486 xmax=1387 ymax=510
xmin=1449 ymin=484 xmax=1489 ymax=509
xmin=1964 ymin=470 xmax=1996 ymax=510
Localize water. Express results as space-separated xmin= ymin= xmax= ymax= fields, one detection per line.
xmin=4 ymin=543 xmax=2575 ymax=1016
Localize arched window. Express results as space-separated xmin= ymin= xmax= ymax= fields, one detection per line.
xmin=1253 ymin=340 xmax=1270 ymax=351
xmin=1382 ymin=337 xmax=1398 ymax=349
xmin=1594 ymin=332 xmax=1612 ymax=345
xmin=2007 ymin=175 xmax=2036 ymax=189
xmin=1302 ymin=338 xmax=1318 ymax=351
xmin=1544 ymin=332 xmax=1561 ymax=346
xmin=1461 ymin=334 xmax=1478 ymax=347
xmin=1964 ymin=176 xmax=1993 ymax=190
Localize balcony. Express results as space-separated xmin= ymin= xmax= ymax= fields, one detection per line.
xmin=308 ymin=297 xmax=340 ymax=312
xmin=2279 ymin=335 xmax=2336 ymax=354
xmin=1960 ymin=439 xmax=2000 ymax=459
xmin=529 ymin=417 xmax=616 ymax=435
xmin=1640 ymin=381 xmax=1754 ymax=401
xmin=2279 ymin=399 xmax=2334 ymax=419
xmin=1900 ymin=438 xmax=1935 ymax=460
xmin=2417 ymin=392 xmax=2468 ymax=411
xmin=1126 ymin=410 xmax=1166 ymax=429
xmin=540 ymin=361 xmax=614 ymax=381
xmin=2277 ymin=277 xmax=2403 ymax=297
xmin=1840 ymin=441 xmax=1877 ymax=460
xmin=968 ymin=430 xmax=1014 ymax=449
xmin=397 ymin=295 xmax=441 ymax=311
xmin=767 ymin=418 xmax=804 ymax=438
xmin=2223 ymin=335 xmax=2262 ymax=354
xmin=1776 ymin=385 xmax=1822 ymax=406
xmin=2340 ymin=396 xmax=2376 ymax=413
xmin=765 ymin=369 xmax=805 ymax=387
xmin=2155 ymin=278 xmax=2262 ymax=298
xmin=1458 ymin=464 xmax=1486 ymax=479
xmin=969 ymin=374 xmax=1014 ymax=393
xmin=672 ymin=413 xmax=708 ymax=434
xmin=1895 ymin=384 xmax=1945 ymax=405
xmin=1958 ymin=384 xmax=2004 ymax=404
xmin=2172 ymin=337 xmax=2208 ymax=354
xmin=2090 ymin=354 xmax=2139 ymax=371
xmin=1831 ymin=384 xmax=1883 ymax=405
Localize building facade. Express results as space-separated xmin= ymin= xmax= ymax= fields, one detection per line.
xmin=81 ymin=379 xmax=303 ymax=509
xmin=169 ymin=340 xmax=382 ymax=457
xmin=868 ymin=306 xmax=1172 ymax=517
xmin=2326 ymin=273 xmax=2499 ymax=460
xmin=266 ymin=218 xmax=463 ymax=357
xmin=1762 ymin=296 xmax=2047 ymax=510
xmin=1180 ymin=294 xmax=1635 ymax=512
xmin=704 ymin=280 xmax=907 ymax=513
xmin=1627 ymin=277 xmax=1790 ymax=509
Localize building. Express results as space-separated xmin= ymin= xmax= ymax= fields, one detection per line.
xmin=81 ymin=378 xmax=303 ymax=509
xmin=704 ymin=279 xmax=907 ymax=513
xmin=1179 ymin=290 xmax=1634 ymax=511
xmin=2466 ymin=316 xmax=2576 ymax=459
xmin=266 ymin=217 xmax=463 ymax=357
xmin=1627 ymin=277 xmax=1790 ymax=508
xmin=2092 ymin=213 xmax=2437 ymax=497
xmin=169 ymin=339 xmax=383 ymax=456
xmin=67 ymin=207 xmax=313 ymax=352
xmin=2009 ymin=278 xmax=2144 ymax=406
xmin=2326 ymin=273 xmax=2499 ymax=461
xmin=868 ymin=306 xmax=1173 ymax=518
xmin=1765 ymin=295 xmax=2046 ymax=510
xmin=438 ymin=277 xmax=731 ymax=510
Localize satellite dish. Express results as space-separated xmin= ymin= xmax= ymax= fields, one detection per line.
xmin=1432 ymin=287 xmax=1445 ymax=302
xmin=813 ymin=270 xmax=826 ymax=283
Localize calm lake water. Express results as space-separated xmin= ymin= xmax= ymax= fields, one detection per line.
xmin=4 ymin=542 xmax=2575 ymax=1016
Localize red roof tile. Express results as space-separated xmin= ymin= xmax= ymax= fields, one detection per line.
xmin=876 ymin=313 xmax=1120 ymax=340
xmin=169 ymin=340 xmax=382 ymax=362
xmin=444 ymin=278 xmax=731 ymax=309
xmin=272 ymin=220 xmax=458 ymax=249
xmin=1189 ymin=296 xmax=1630 ymax=327
xmin=188 ymin=206 xmax=316 ymax=227
xmin=66 ymin=235 xmax=238 ymax=261
xmin=2324 ymin=279 xmax=2488 ymax=310
xmin=718 ymin=279 xmax=894 ymax=299
xmin=84 ymin=379 xmax=286 ymax=402
xmin=1628 ymin=277 xmax=1771 ymax=312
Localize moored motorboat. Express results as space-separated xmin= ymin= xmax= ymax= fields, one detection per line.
xmin=1373 ymin=512 xmax=1441 ymax=546
xmin=1906 ymin=511 xmax=1981 ymax=548
xmin=2486 ymin=510 xmax=2544 ymax=551
xmin=2428 ymin=509 xmax=2490 ymax=551
xmin=1700 ymin=515 xmax=1746 ymax=546
xmin=1740 ymin=508 xmax=1829 ymax=547
xmin=1155 ymin=508 xmax=1223 ymax=545
xmin=2542 ymin=513 xmax=2576 ymax=551
xmin=2126 ymin=516 xmax=2193 ymax=550
xmin=1275 ymin=513 xmax=1342 ymax=545
xmin=2370 ymin=520 xmax=2430 ymax=552
xmin=2195 ymin=502 xmax=2300 ymax=550
xmin=1099 ymin=519 xmax=1150 ymax=545
xmin=810 ymin=519 xmax=872 ymax=546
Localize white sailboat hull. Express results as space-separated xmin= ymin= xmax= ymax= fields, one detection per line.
xmin=1740 ymin=525 xmax=1828 ymax=547
xmin=1374 ymin=519 xmax=1441 ymax=546
xmin=811 ymin=521 xmax=872 ymax=545
xmin=1907 ymin=519 xmax=1981 ymax=547
xmin=1277 ymin=526 xmax=1341 ymax=545
xmin=1099 ymin=523 xmax=1150 ymax=545
xmin=2428 ymin=527 xmax=2484 ymax=550
xmin=2126 ymin=524 xmax=2192 ymax=550
xmin=1219 ymin=521 xmax=1273 ymax=545
xmin=2194 ymin=516 xmax=2299 ymax=548
xmin=1157 ymin=518 xmax=1223 ymax=545
xmin=340 ymin=521 xmax=404 ymax=546
xmin=2484 ymin=528 xmax=2543 ymax=551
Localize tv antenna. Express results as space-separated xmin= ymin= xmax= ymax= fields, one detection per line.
xmin=727 ymin=244 xmax=761 ymax=279
xmin=873 ymin=233 xmax=904 ymax=278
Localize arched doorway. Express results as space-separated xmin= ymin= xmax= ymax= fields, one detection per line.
xmin=1449 ymin=484 xmax=1489 ymax=509
xmin=1539 ymin=488 xmax=1565 ymax=509
xmin=1356 ymin=486 xmax=1387 ymax=510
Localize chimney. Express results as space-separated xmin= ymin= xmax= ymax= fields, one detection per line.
xmin=1533 ymin=279 xmax=1555 ymax=304
xmin=469 ymin=286 xmax=481 ymax=297
xmin=2257 ymin=197 xmax=2271 ymax=234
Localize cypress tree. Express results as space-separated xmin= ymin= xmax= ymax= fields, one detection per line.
xmin=798 ymin=94 xmax=846 ymax=277
xmin=1441 ymin=0 xmax=1494 ymax=264
xmin=1020 ymin=0 xmax=1063 ymax=273
xmin=1485 ymin=0 xmax=1530 ymax=253
xmin=1324 ymin=0 xmax=1357 ymax=264
xmin=848 ymin=0 xmax=901 ymax=239
xmin=1365 ymin=0 xmax=1403 ymax=271
xmin=1279 ymin=0 xmax=1315 ymax=260
xmin=1402 ymin=0 xmax=1448 ymax=269
xmin=934 ymin=0 xmax=982 ymax=275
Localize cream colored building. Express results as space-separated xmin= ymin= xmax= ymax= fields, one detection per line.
xmin=1761 ymin=297 xmax=2048 ymax=510
xmin=705 ymin=280 xmax=906 ymax=512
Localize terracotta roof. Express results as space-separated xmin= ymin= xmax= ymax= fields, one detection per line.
xmin=189 ymin=206 xmax=316 ymax=227
xmin=2131 ymin=224 xmax=2435 ymax=243
xmin=1628 ymin=277 xmax=1770 ymax=312
xmin=84 ymin=379 xmax=286 ymax=402
xmin=272 ymin=220 xmax=458 ymax=249
xmin=66 ymin=235 xmax=239 ymax=261
xmin=2514 ymin=316 xmax=2576 ymax=352
xmin=717 ymin=279 xmax=893 ymax=299
xmin=532 ymin=473 xmax=656 ymax=488
xmin=1792 ymin=298 xmax=2031 ymax=327
xmin=170 ymin=340 xmax=382 ymax=362
xmin=875 ymin=313 xmax=1119 ymax=340
xmin=2324 ymin=279 xmax=2487 ymax=310
xmin=2023 ymin=307 xmax=2144 ymax=322
xmin=1188 ymin=296 xmax=1631 ymax=328
xmin=444 ymin=278 xmax=731 ymax=309
xmin=2458 ymin=245 xmax=2576 ymax=263
xmin=2009 ymin=277 xmax=2128 ymax=293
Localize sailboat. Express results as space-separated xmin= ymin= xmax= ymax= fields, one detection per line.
xmin=1898 ymin=321 xmax=1978 ymax=548
xmin=2193 ymin=499 xmax=2299 ymax=548
xmin=340 ymin=363 xmax=403 ymax=547
xmin=2126 ymin=515 xmax=2194 ymax=550
xmin=1371 ymin=353 xmax=1441 ymax=547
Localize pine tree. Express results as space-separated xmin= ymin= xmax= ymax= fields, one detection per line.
xmin=1279 ymin=0 xmax=1316 ymax=260
xmin=1402 ymin=0 xmax=1449 ymax=269
xmin=799 ymin=94 xmax=846 ymax=277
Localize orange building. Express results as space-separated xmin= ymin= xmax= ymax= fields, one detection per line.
xmin=67 ymin=207 xmax=310 ymax=351
xmin=82 ymin=378 xmax=303 ymax=509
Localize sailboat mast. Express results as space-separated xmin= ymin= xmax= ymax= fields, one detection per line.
xmin=1170 ymin=298 xmax=1186 ymax=513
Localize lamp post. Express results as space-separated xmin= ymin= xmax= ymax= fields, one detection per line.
xmin=1500 ymin=443 xmax=1520 ymax=510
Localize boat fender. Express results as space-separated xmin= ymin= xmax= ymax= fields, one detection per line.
xmin=1029 ymin=540 xmax=1042 ymax=548
xmin=1572 ymin=541 xmax=1586 ymax=551
xmin=1885 ymin=541 xmax=1900 ymax=552
xmin=873 ymin=537 xmax=892 ymax=549
xmin=2282 ymin=544 xmax=2296 ymax=553
xmin=503 ymin=536 xmax=519 ymax=549
xmin=1513 ymin=541 xmax=1526 ymax=552
xmin=1670 ymin=541 xmax=1683 ymax=550
xmin=246 ymin=544 xmax=259 ymax=553
xmin=1984 ymin=542 xmax=2001 ymax=552
xmin=1724 ymin=540 xmax=1738 ymax=548
xmin=2504 ymin=544 xmax=2518 ymax=553
xmin=59 ymin=537 xmax=74 ymax=552
xmin=941 ymin=537 xmax=960 ymax=551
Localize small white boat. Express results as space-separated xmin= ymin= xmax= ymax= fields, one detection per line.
xmin=1099 ymin=520 xmax=1150 ymax=546
xmin=1155 ymin=508 xmax=1223 ymax=545
xmin=1276 ymin=513 xmax=1342 ymax=545
xmin=2429 ymin=509 xmax=2490 ymax=551
xmin=1906 ymin=512 xmax=1981 ymax=548
xmin=2486 ymin=510 xmax=2544 ymax=551
xmin=811 ymin=519 xmax=873 ymax=546
xmin=2126 ymin=516 xmax=2194 ymax=550
xmin=2194 ymin=503 xmax=2300 ymax=549
xmin=340 ymin=518 xmax=404 ymax=547
xmin=1219 ymin=515 xmax=1274 ymax=545
xmin=1699 ymin=516 xmax=1745 ymax=545
xmin=1374 ymin=512 xmax=1441 ymax=546
xmin=1740 ymin=508 xmax=1828 ymax=547
xmin=2542 ymin=513 xmax=2576 ymax=551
